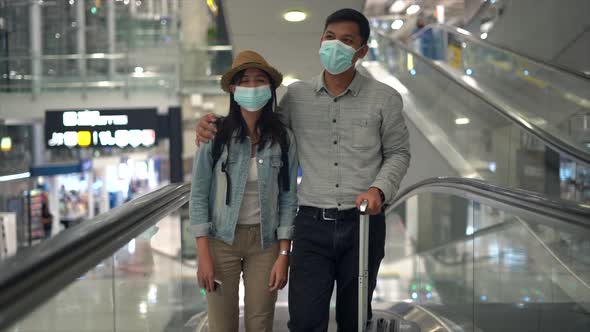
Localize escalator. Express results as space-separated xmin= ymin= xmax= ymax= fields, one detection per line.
xmin=362 ymin=25 xmax=590 ymax=203
xmin=373 ymin=178 xmax=590 ymax=332
xmin=0 ymin=178 xmax=588 ymax=331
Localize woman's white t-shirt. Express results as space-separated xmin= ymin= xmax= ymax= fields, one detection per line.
xmin=237 ymin=157 xmax=261 ymax=225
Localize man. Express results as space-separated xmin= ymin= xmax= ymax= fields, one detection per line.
xmin=196 ymin=8 xmax=410 ymax=331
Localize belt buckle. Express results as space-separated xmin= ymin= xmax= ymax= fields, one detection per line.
xmin=322 ymin=209 xmax=337 ymax=221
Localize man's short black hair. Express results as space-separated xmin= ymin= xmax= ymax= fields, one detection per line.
xmin=324 ymin=8 xmax=370 ymax=45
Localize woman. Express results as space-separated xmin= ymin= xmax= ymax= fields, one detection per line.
xmin=189 ymin=50 xmax=298 ymax=332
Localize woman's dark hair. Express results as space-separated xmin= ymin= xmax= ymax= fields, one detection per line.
xmin=324 ymin=8 xmax=370 ymax=45
xmin=215 ymin=69 xmax=287 ymax=151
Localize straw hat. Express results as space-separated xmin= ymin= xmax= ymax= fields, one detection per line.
xmin=220 ymin=50 xmax=283 ymax=92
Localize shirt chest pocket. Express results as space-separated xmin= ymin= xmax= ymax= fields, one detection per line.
xmin=352 ymin=118 xmax=380 ymax=149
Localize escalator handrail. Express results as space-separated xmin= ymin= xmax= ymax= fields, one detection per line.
xmin=463 ymin=1 xmax=491 ymax=29
xmin=385 ymin=177 xmax=590 ymax=300
xmin=0 ymin=183 xmax=191 ymax=331
xmin=375 ymin=29 xmax=590 ymax=166
xmin=408 ymin=22 xmax=590 ymax=81
xmin=387 ymin=177 xmax=590 ymax=230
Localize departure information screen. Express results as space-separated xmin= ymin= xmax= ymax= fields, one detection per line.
xmin=45 ymin=108 xmax=158 ymax=149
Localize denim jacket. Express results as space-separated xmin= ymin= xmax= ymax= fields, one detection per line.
xmin=189 ymin=129 xmax=298 ymax=249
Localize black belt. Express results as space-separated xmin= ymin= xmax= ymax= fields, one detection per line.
xmin=299 ymin=206 xmax=359 ymax=221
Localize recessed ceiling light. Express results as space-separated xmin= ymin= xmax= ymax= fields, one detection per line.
xmin=480 ymin=32 xmax=488 ymax=39
xmin=406 ymin=4 xmax=420 ymax=15
xmin=284 ymin=10 xmax=307 ymax=22
xmin=391 ymin=19 xmax=404 ymax=30
xmin=455 ymin=118 xmax=470 ymax=125
xmin=389 ymin=0 xmax=407 ymax=13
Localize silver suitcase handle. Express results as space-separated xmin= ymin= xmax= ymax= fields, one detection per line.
xmin=358 ymin=200 xmax=369 ymax=332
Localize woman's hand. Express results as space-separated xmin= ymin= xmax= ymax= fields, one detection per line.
xmin=269 ymin=255 xmax=289 ymax=291
xmin=196 ymin=237 xmax=215 ymax=293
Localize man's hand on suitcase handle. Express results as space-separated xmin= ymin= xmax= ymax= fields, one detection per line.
xmin=355 ymin=187 xmax=382 ymax=215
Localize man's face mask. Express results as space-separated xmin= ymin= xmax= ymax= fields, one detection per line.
xmin=318 ymin=39 xmax=363 ymax=75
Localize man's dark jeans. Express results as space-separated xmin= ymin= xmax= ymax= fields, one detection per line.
xmin=287 ymin=206 xmax=386 ymax=332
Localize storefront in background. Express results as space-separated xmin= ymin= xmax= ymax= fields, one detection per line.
xmin=93 ymin=153 xmax=161 ymax=210
xmin=0 ymin=123 xmax=34 ymax=253
xmin=28 ymin=160 xmax=93 ymax=244
xmin=43 ymin=106 xmax=183 ymax=210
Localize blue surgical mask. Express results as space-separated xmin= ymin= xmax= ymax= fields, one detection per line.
xmin=319 ymin=40 xmax=362 ymax=75
xmin=233 ymin=85 xmax=272 ymax=112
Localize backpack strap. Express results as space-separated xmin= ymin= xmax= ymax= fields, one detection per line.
xmin=211 ymin=117 xmax=226 ymax=170
xmin=278 ymin=129 xmax=290 ymax=192
xmin=210 ymin=118 xmax=232 ymax=205
xmin=220 ymin=139 xmax=232 ymax=205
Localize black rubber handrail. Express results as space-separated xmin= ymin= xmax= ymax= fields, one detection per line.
xmin=375 ymin=29 xmax=590 ymax=166
xmin=409 ymin=23 xmax=590 ymax=81
xmin=388 ymin=177 xmax=590 ymax=230
xmin=385 ymin=177 xmax=590 ymax=296
xmin=0 ymin=183 xmax=191 ymax=331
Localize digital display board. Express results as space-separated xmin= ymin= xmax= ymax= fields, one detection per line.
xmin=45 ymin=108 xmax=158 ymax=149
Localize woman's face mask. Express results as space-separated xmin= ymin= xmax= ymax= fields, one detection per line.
xmin=233 ymin=85 xmax=272 ymax=112
xmin=318 ymin=39 xmax=363 ymax=75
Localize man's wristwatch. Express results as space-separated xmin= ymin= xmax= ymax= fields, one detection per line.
xmin=279 ymin=250 xmax=290 ymax=256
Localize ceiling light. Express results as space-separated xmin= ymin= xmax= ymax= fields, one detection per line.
xmin=284 ymin=10 xmax=307 ymax=22
xmin=0 ymin=172 xmax=30 ymax=182
xmin=457 ymin=27 xmax=471 ymax=35
xmin=436 ymin=5 xmax=445 ymax=23
xmin=488 ymin=162 xmax=497 ymax=173
xmin=480 ymin=21 xmax=494 ymax=32
xmin=455 ymin=118 xmax=470 ymax=125
xmin=282 ymin=76 xmax=300 ymax=86
xmin=480 ymin=32 xmax=488 ymax=39
xmin=406 ymin=4 xmax=420 ymax=15
xmin=391 ymin=19 xmax=404 ymax=30
xmin=389 ymin=0 xmax=407 ymax=13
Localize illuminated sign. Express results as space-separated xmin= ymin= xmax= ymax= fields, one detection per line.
xmin=45 ymin=108 xmax=158 ymax=149
xmin=62 ymin=110 xmax=129 ymax=127
xmin=1 ymin=137 xmax=12 ymax=152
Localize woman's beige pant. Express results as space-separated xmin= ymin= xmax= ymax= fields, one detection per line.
xmin=206 ymin=225 xmax=279 ymax=332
